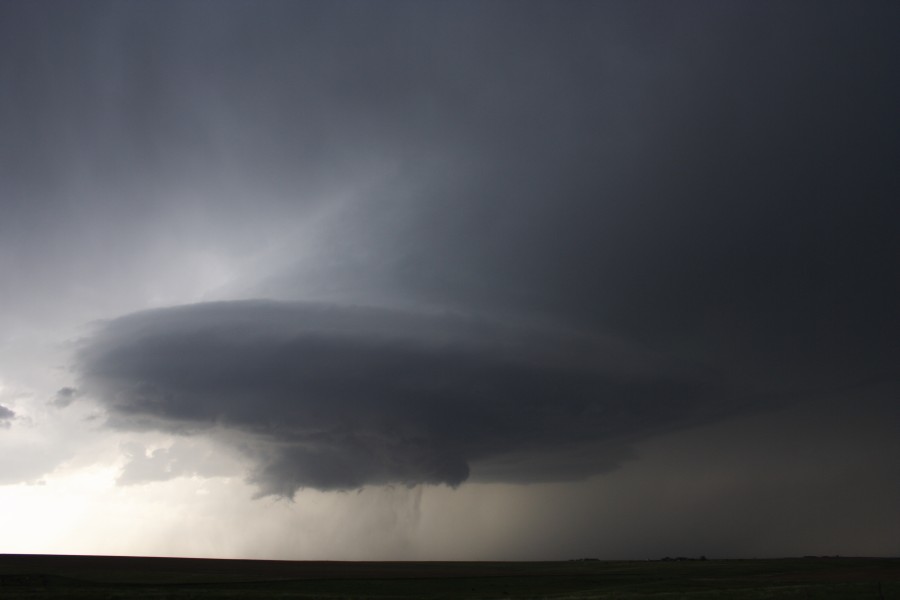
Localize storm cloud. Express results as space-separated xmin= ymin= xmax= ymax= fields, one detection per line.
xmin=54 ymin=0 xmax=900 ymax=501
xmin=3 ymin=0 xmax=899 ymax=559
xmin=52 ymin=387 xmax=78 ymax=408
xmin=76 ymin=300 xmax=737 ymax=495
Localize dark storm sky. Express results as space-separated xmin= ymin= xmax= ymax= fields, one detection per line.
xmin=1 ymin=0 xmax=898 ymax=552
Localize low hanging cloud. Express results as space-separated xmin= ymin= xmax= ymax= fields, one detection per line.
xmin=116 ymin=439 xmax=239 ymax=486
xmin=0 ymin=404 xmax=14 ymax=426
xmin=75 ymin=300 xmax=743 ymax=497
xmin=52 ymin=387 xmax=79 ymax=408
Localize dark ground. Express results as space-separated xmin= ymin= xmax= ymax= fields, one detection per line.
xmin=1 ymin=554 xmax=898 ymax=599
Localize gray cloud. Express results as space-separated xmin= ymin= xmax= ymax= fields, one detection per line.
xmin=52 ymin=387 xmax=79 ymax=408
xmin=0 ymin=404 xmax=14 ymax=425
xmin=3 ymin=0 xmax=899 ymax=558
xmin=238 ymin=0 xmax=899 ymax=395
xmin=116 ymin=440 xmax=237 ymax=486
xmin=75 ymin=300 xmax=740 ymax=496
xmin=3 ymin=1 xmax=896 ymax=372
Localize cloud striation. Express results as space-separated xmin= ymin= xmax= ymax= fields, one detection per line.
xmin=75 ymin=300 xmax=735 ymax=496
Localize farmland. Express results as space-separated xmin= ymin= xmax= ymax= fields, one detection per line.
xmin=1 ymin=554 xmax=898 ymax=599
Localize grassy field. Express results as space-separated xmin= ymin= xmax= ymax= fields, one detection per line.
xmin=1 ymin=554 xmax=898 ymax=599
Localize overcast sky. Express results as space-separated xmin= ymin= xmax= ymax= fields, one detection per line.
xmin=1 ymin=0 xmax=898 ymax=560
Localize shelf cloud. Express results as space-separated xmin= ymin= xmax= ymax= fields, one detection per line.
xmin=75 ymin=300 xmax=739 ymax=496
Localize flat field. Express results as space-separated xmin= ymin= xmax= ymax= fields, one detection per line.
xmin=1 ymin=554 xmax=898 ymax=599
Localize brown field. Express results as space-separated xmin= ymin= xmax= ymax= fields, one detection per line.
xmin=1 ymin=553 xmax=899 ymax=598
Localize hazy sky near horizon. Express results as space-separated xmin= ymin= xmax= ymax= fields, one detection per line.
xmin=1 ymin=0 xmax=899 ymax=560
